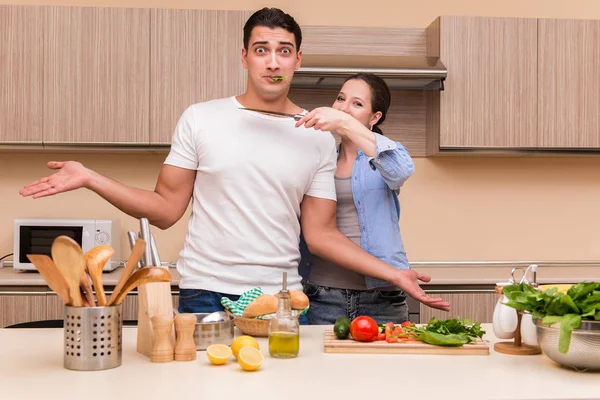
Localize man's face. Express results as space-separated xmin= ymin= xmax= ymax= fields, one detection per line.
xmin=242 ymin=26 xmax=302 ymax=100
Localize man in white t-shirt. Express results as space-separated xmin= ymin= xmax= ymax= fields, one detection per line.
xmin=20 ymin=8 xmax=450 ymax=317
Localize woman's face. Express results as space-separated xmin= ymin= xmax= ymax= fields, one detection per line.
xmin=332 ymin=79 xmax=381 ymax=129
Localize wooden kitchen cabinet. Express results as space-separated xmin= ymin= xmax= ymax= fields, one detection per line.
xmin=150 ymin=9 xmax=250 ymax=144
xmin=43 ymin=6 xmax=150 ymax=144
xmin=419 ymin=292 xmax=497 ymax=324
xmin=537 ymin=19 xmax=600 ymax=148
xmin=0 ymin=5 xmax=44 ymax=144
xmin=0 ymin=292 xmax=48 ymax=328
xmin=426 ymin=16 xmax=538 ymax=151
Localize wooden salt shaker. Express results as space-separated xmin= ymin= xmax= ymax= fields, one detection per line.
xmin=174 ymin=313 xmax=197 ymax=361
xmin=151 ymin=315 xmax=174 ymax=363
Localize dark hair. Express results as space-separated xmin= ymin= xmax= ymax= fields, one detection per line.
xmin=243 ymin=8 xmax=302 ymax=51
xmin=344 ymin=73 xmax=391 ymax=135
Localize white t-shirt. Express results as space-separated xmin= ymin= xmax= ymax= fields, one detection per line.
xmin=164 ymin=96 xmax=337 ymax=295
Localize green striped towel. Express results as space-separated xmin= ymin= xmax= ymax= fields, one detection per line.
xmin=221 ymin=287 xmax=264 ymax=317
xmin=221 ymin=287 xmax=308 ymax=319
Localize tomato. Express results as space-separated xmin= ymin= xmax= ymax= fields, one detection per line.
xmin=377 ymin=333 xmax=386 ymax=341
xmin=350 ymin=316 xmax=379 ymax=342
xmin=385 ymin=336 xmax=398 ymax=343
xmin=401 ymin=321 xmax=414 ymax=328
xmin=392 ymin=326 xmax=404 ymax=335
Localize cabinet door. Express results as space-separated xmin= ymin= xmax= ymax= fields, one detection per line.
xmin=432 ymin=17 xmax=538 ymax=149
xmin=0 ymin=293 xmax=47 ymax=328
xmin=538 ymin=19 xmax=600 ymax=148
xmin=150 ymin=9 xmax=250 ymax=144
xmin=0 ymin=5 xmax=44 ymax=144
xmin=419 ymin=292 xmax=497 ymax=324
xmin=43 ymin=6 xmax=150 ymax=144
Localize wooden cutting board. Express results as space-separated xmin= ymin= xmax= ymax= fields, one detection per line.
xmin=323 ymin=331 xmax=489 ymax=355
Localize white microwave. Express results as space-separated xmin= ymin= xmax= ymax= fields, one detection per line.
xmin=13 ymin=218 xmax=120 ymax=272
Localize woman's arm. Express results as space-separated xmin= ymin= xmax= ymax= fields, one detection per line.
xmin=295 ymin=107 xmax=415 ymax=190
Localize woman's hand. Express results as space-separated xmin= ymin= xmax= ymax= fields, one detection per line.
xmin=392 ymin=270 xmax=451 ymax=312
xmin=295 ymin=107 xmax=352 ymax=136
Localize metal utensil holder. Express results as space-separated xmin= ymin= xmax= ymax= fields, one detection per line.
xmin=64 ymin=304 xmax=123 ymax=371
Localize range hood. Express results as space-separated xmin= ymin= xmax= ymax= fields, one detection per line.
xmin=291 ymin=54 xmax=447 ymax=91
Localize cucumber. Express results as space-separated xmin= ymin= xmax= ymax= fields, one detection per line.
xmin=333 ymin=316 xmax=350 ymax=339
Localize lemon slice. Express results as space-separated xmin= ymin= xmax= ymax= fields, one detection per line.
xmin=206 ymin=344 xmax=232 ymax=365
xmin=231 ymin=335 xmax=260 ymax=359
xmin=237 ymin=346 xmax=264 ymax=371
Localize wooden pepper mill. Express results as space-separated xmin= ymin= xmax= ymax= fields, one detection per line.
xmin=174 ymin=314 xmax=197 ymax=361
xmin=151 ymin=315 xmax=174 ymax=363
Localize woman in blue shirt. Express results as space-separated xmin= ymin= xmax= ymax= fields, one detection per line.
xmin=296 ymin=73 xmax=420 ymax=325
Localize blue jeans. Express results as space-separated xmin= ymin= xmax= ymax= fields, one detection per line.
xmin=302 ymin=282 xmax=409 ymax=325
xmin=178 ymin=289 xmax=309 ymax=325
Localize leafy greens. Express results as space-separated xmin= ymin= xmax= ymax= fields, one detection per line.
xmin=502 ymin=282 xmax=600 ymax=354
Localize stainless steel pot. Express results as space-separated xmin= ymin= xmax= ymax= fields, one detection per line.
xmin=191 ymin=313 xmax=234 ymax=350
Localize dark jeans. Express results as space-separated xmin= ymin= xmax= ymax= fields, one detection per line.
xmin=302 ymin=282 xmax=409 ymax=325
xmin=178 ymin=288 xmax=309 ymax=325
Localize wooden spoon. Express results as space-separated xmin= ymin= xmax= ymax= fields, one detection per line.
xmin=80 ymin=272 xmax=96 ymax=307
xmin=110 ymin=267 xmax=172 ymax=306
xmin=51 ymin=236 xmax=86 ymax=307
xmin=26 ymin=254 xmax=72 ymax=305
xmin=107 ymin=238 xmax=146 ymax=306
xmin=85 ymin=245 xmax=114 ymax=306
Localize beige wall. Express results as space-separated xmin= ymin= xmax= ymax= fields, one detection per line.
xmin=2 ymin=0 xmax=600 ymax=267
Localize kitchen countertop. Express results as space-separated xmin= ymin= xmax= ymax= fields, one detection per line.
xmin=0 ymin=324 xmax=598 ymax=400
xmin=1 ymin=264 xmax=598 ymax=288
xmin=0 ymin=265 xmax=181 ymax=287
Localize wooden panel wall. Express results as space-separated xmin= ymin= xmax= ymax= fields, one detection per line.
xmin=0 ymin=5 xmax=44 ymax=143
xmin=43 ymin=6 xmax=150 ymax=144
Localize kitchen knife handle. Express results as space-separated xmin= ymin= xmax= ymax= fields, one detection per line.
xmin=139 ymin=218 xmax=153 ymax=267
xmin=150 ymin=233 xmax=162 ymax=268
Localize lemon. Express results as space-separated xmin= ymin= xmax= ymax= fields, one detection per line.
xmin=231 ymin=335 xmax=260 ymax=359
xmin=237 ymin=346 xmax=264 ymax=371
xmin=206 ymin=344 xmax=232 ymax=365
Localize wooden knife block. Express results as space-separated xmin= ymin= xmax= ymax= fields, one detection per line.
xmin=137 ymin=271 xmax=174 ymax=358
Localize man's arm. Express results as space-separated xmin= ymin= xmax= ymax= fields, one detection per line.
xmin=20 ymin=161 xmax=195 ymax=229
xmin=300 ymin=195 xmax=450 ymax=311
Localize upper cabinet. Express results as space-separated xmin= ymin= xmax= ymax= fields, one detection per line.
xmin=0 ymin=5 xmax=44 ymax=144
xmin=537 ymin=19 xmax=600 ymax=148
xmin=427 ymin=16 xmax=538 ymax=150
xmin=150 ymin=9 xmax=250 ymax=144
xmin=43 ymin=6 xmax=150 ymax=145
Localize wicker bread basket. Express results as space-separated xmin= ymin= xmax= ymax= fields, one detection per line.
xmin=225 ymin=310 xmax=301 ymax=337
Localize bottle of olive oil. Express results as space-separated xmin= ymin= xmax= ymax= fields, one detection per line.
xmin=268 ymin=272 xmax=300 ymax=358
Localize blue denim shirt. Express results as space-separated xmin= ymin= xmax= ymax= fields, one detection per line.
xmin=300 ymin=134 xmax=415 ymax=290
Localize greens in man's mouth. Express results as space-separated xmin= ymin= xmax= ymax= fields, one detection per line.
xmin=271 ymin=76 xmax=284 ymax=82
xmin=502 ymin=282 xmax=600 ymax=354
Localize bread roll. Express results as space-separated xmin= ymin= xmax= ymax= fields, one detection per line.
xmin=275 ymin=290 xmax=309 ymax=310
xmin=242 ymin=294 xmax=278 ymax=318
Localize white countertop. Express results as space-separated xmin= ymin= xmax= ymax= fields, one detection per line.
xmin=0 ymin=324 xmax=598 ymax=400
xmin=0 ymin=265 xmax=181 ymax=287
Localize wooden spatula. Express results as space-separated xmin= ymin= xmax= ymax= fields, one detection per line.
xmin=80 ymin=273 xmax=96 ymax=307
xmin=107 ymin=238 xmax=146 ymax=306
xmin=51 ymin=236 xmax=87 ymax=307
xmin=85 ymin=245 xmax=114 ymax=306
xmin=110 ymin=267 xmax=172 ymax=306
xmin=26 ymin=254 xmax=72 ymax=305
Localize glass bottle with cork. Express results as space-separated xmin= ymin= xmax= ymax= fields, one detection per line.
xmin=268 ymin=272 xmax=300 ymax=358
